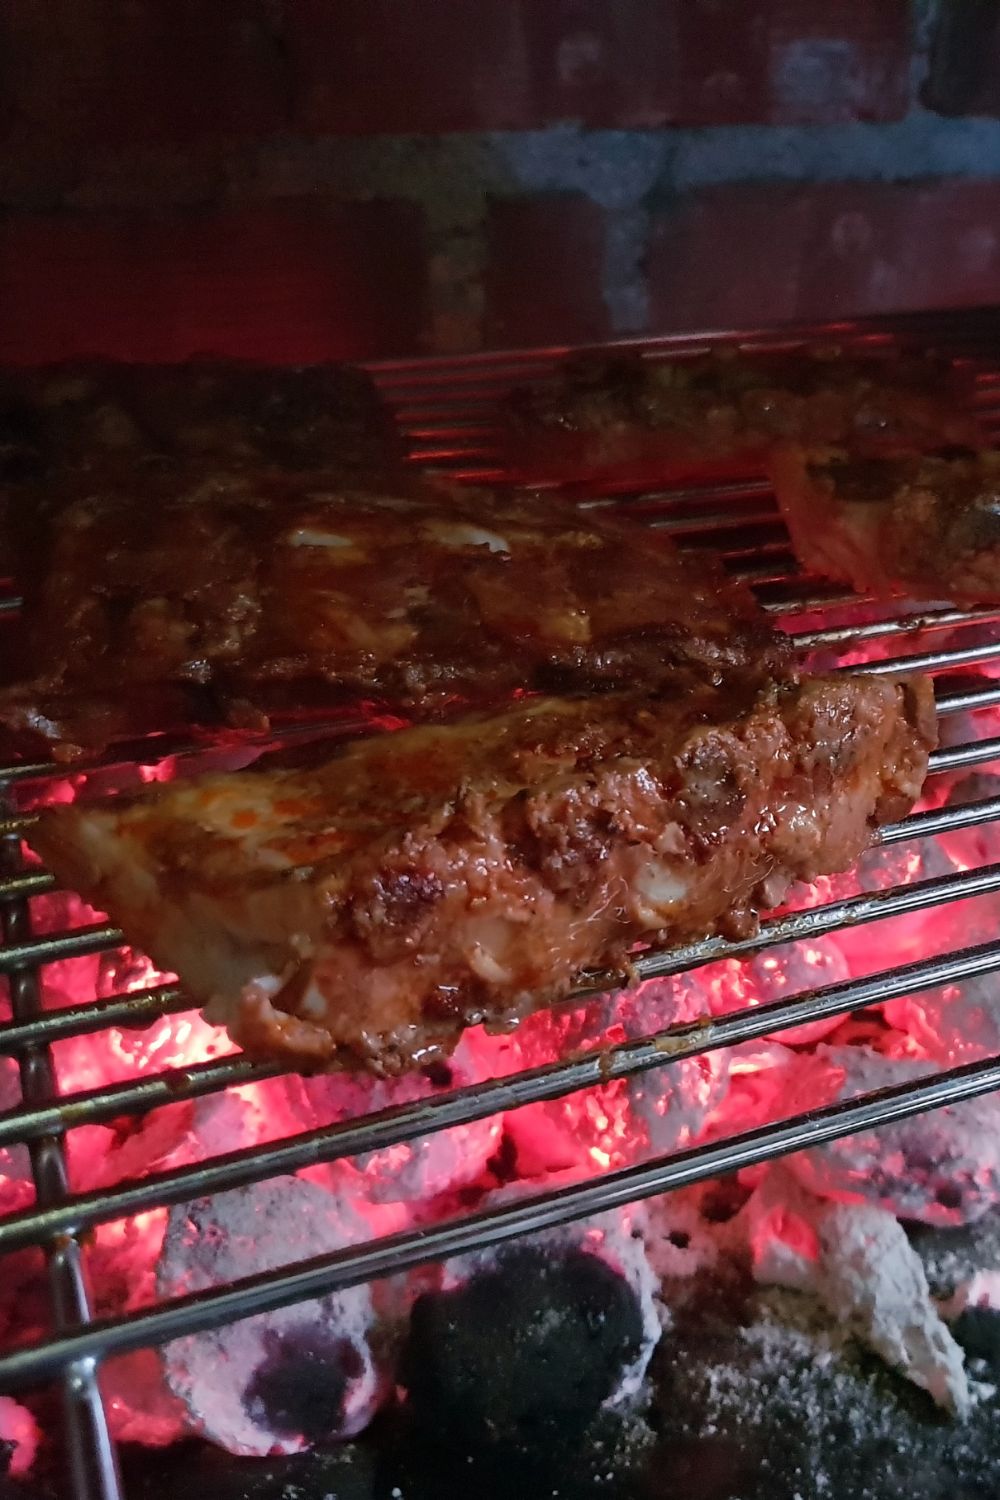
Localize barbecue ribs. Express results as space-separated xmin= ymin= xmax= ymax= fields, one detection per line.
xmin=502 ymin=346 xmax=979 ymax=487
xmin=2 ymin=479 xmax=785 ymax=758
xmin=769 ymin=444 xmax=1000 ymax=602
xmin=0 ymin=358 xmax=404 ymax=484
xmin=31 ymin=673 xmax=935 ymax=1074
xmin=0 ymin=357 xmax=406 ymax=597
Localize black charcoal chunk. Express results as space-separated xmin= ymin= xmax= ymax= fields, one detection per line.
xmin=400 ymin=1246 xmax=644 ymax=1443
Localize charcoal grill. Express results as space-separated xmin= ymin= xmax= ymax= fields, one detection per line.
xmin=5 ymin=310 xmax=1000 ymax=1499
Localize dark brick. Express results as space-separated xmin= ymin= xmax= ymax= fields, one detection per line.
xmin=923 ymin=0 xmax=1000 ymax=118
xmin=757 ymin=0 xmax=912 ymax=125
xmin=288 ymin=0 xmax=911 ymax=134
xmin=672 ymin=1 xmax=772 ymax=125
xmin=288 ymin=0 xmax=532 ymax=134
xmin=523 ymin=1 xmax=680 ymax=128
xmin=0 ymin=0 xmax=287 ymax=150
xmin=483 ymin=194 xmax=609 ymax=349
xmin=675 ymin=0 xmax=911 ymax=126
xmin=0 ymin=200 xmax=428 ymax=363
xmin=891 ymin=179 xmax=1000 ymax=312
xmin=647 ymin=179 xmax=1000 ymax=337
xmin=647 ymin=185 xmax=811 ymax=333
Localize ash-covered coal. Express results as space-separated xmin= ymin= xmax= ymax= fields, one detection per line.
xmin=243 ymin=1324 xmax=366 ymax=1446
xmin=0 ymin=1397 xmax=38 ymax=1478
xmin=745 ymin=1166 xmax=969 ymax=1413
xmin=110 ymin=1175 xmax=399 ymax=1458
xmin=783 ymin=1044 xmax=1000 ymax=1226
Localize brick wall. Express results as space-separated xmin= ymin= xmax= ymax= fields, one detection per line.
xmin=1 ymin=1 xmax=999 ymax=360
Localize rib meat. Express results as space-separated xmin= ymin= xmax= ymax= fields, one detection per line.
xmin=31 ymin=673 xmax=935 ymax=1074
xmin=502 ymin=346 xmax=979 ymax=487
xmin=769 ymin=444 xmax=1000 ymax=602
xmin=0 ymin=358 xmax=404 ymax=483
xmin=0 ymin=358 xmax=406 ymax=588
xmin=2 ymin=480 xmax=785 ymax=757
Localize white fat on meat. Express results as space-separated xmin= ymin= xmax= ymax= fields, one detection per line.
xmin=631 ymin=859 xmax=690 ymax=928
xmin=423 ymin=519 xmax=511 ymax=553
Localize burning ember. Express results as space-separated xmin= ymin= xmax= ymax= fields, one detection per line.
xmin=5 ymin=694 xmax=1000 ymax=1474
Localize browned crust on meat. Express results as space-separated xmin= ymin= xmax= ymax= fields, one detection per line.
xmin=30 ymin=673 xmax=935 ymax=1075
xmin=0 ymin=358 xmax=404 ymax=484
xmin=1 ymin=479 xmax=787 ymax=758
xmin=770 ymin=443 xmax=1000 ymax=602
xmin=0 ymin=357 xmax=406 ymax=597
xmin=502 ymin=346 xmax=980 ymax=486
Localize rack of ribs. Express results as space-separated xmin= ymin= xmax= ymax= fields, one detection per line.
xmin=31 ymin=672 xmax=935 ymax=1075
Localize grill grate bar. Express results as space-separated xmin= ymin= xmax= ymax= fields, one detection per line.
xmin=1 ymin=935 xmax=999 ymax=1260
xmin=838 ymin=637 xmax=1000 ymax=678
xmin=0 ymin=713 xmax=379 ymax=788
xmin=1 ymin=791 xmax=999 ymax=980
xmin=622 ymin=859 xmax=1000 ymax=985
xmin=0 ymin=1054 xmax=286 ymax=1148
xmin=0 ymin=923 xmax=125 ymax=972
xmin=0 ymin=869 xmax=54 ymax=900
xmin=0 ymin=816 xmax=123 ymax=1499
xmin=878 ymin=794 xmax=1000 ymax=844
xmin=3 ymin=860 xmax=1000 ymax=1142
xmin=763 ymin=586 xmax=882 ymax=614
xmin=928 ymin=735 xmax=1000 ymax=774
xmin=934 ymin=680 xmax=1000 ymax=716
xmin=0 ymin=984 xmax=186 ymax=1052
xmin=4 ymin=309 xmax=1000 ymax=1471
xmin=790 ymin=608 xmax=1000 ymax=649
xmin=644 ymin=507 xmax=782 ymax=536
xmin=5 ymin=1041 xmax=1000 ymax=1394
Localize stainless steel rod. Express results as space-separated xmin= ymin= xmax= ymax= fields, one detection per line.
xmin=0 ymin=1053 xmax=285 ymax=1147
xmin=0 ymin=819 xmax=123 ymax=1500
xmin=0 ymin=984 xmax=188 ymax=1053
xmin=791 ymin=606 xmax=1000 ymax=650
xmin=933 ymin=681 xmax=1000 ymax=716
xmin=928 ymin=736 xmax=1000 ymax=774
xmin=2 ymin=933 xmax=999 ymax=1257
xmin=0 ymin=869 xmax=55 ymax=900
xmin=841 ymin=638 xmax=1000 ymax=679
xmin=4 ymin=1046 xmax=1000 ymax=1393
xmin=0 ymin=924 xmax=124 ymax=973
xmin=877 ymin=795 xmax=1000 ymax=845
xmin=2 ymin=852 xmax=999 ymax=1074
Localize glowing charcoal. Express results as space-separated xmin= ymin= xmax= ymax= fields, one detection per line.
xmin=783 ymin=1044 xmax=1000 ymax=1225
xmin=502 ymin=976 xmax=726 ymax=1174
xmin=0 ymin=1396 xmax=40 ymax=1478
xmin=703 ymin=937 xmax=851 ymax=1047
xmin=105 ymin=1177 xmax=397 ymax=1457
xmin=0 ymin=1059 xmax=31 ymax=1218
xmin=283 ymin=1032 xmax=504 ymax=1205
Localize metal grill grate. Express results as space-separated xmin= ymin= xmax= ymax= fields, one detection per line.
xmin=5 ymin=311 xmax=1000 ymax=1498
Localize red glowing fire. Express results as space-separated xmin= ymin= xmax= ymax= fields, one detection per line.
xmin=3 ymin=692 xmax=1000 ymax=1463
